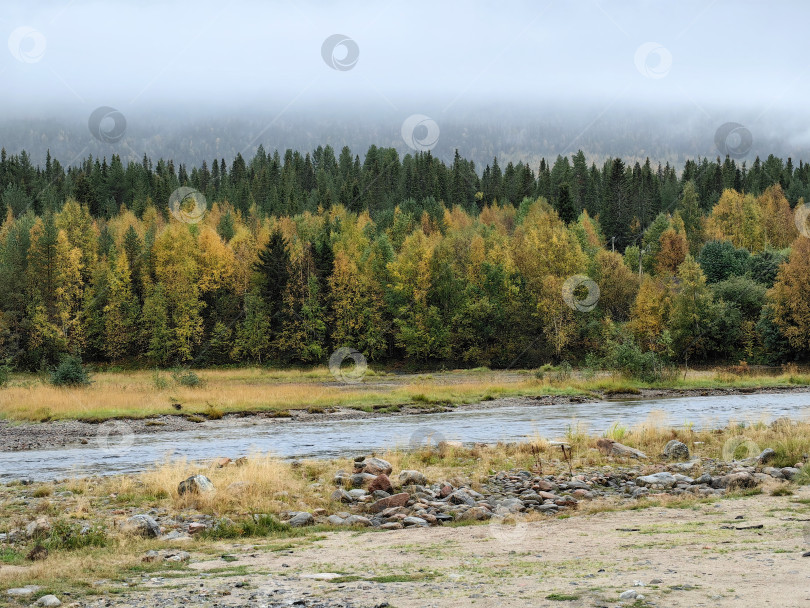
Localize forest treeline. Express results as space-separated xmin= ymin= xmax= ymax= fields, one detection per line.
xmin=0 ymin=146 xmax=809 ymax=372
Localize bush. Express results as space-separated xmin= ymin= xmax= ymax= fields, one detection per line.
xmin=49 ymin=355 xmax=91 ymax=387
xmin=172 ymin=369 xmax=203 ymax=387
xmin=0 ymin=361 xmax=10 ymax=387
xmin=44 ymin=519 xmax=108 ymax=551
xmin=602 ymin=338 xmax=672 ymax=383
xmin=203 ymin=514 xmax=289 ymax=540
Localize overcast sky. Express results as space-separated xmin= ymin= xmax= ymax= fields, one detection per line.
xmin=2 ymin=0 xmax=808 ymax=115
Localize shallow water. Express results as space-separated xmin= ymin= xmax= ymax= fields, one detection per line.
xmin=2 ymin=392 xmax=809 ymax=481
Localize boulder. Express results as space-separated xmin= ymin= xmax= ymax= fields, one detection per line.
xmin=399 ymin=470 xmax=428 ymax=486
xmin=368 ymin=473 xmax=393 ymax=493
xmin=781 ymin=467 xmax=800 ymax=480
xmin=122 ymin=514 xmax=161 ymax=538
xmin=663 ymin=440 xmax=690 ymax=460
xmin=712 ymin=472 xmax=756 ymax=489
xmin=357 ymin=457 xmax=393 ymax=476
xmin=458 ymin=507 xmax=491 ymax=521
xmin=25 ymin=517 xmax=51 ymax=539
xmin=636 ymin=472 xmax=677 ymax=488
xmin=37 ymin=595 xmax=62 ymax=607
xmin=368 ymin=492 xmax=411 ymax=513
xmin=288 ymin=512 xmax=314 ymax=527
xmin=596 ymin=438 xmax=647 ymax=459
xmin=403 ymin=516 xmax=429 ymax=527
xmin=177 ymin=475 xmax=215 ymax=495
xmin=344 ymin=515 xmax=373 ymax=527
xmin=331 ymin=488 xmax=353 ymax=503
xmin=757 ymin=448 xmax=776 ymax=464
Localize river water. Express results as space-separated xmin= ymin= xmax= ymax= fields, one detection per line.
xmin=2 ymin=392 xmax=809 ymax=481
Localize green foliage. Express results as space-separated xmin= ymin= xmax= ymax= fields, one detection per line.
xmin=44 ymin=519 xmax=108 ymax=550
xmin=203 ymin=514 xmax=290 ymax=539
xmin=697 ymin=240 xmax=750 ymax=283
xmin=172 ymin=369 xmax=203 ymax=387
xmin=49 ymin=355 xmax=91 ymax=386
xmin=601 ymin=337 xmax=671 ymax=383
xmin=0 ymin=361 xmax=10 ymax=387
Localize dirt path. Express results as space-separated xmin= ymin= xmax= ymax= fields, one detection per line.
xmin=68 ymin=486 xmax=810 ymax=608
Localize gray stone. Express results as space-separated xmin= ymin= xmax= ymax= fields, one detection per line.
xmin=327 ymin=515 xmax=345 ymax=526
xmin=357 ymin=457 xmax=392 ymax=476
xmin=781 ymin=467 xmax=800 ymax=480
xmin=619 ymin=589 xmax=638 ymax=600
xmin=123 ymin=514 xmax=160 ymax=538
xmin=177 ymin=474 xmax=215 ymax=495
xmin=344 ymin=515 xmax=373 ymax=527
xmin=331 ymin=488 xmax=353 ymax=503
xmin=25 ymin=517 xmax=51 ymax=539
xmin=403 ymin=516 xmax=429 ymax=527
xmin=37 ymin=595 xmax=62 ymax=607
xmin=399 ymin=470 xmax=428 ymax=486
xmin=663 ymin=440 xmax=690 ymax=460
xmin=288 ymin=512 xmax=314 ymax=527
xmin=7 ymin=586 xmax=40 ymax=597
xmin=757 ymin=448 xmax=776 ymax=464
xmin=636 ymin=472 xmax=677 ymax=488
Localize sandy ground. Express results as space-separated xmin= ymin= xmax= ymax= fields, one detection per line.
xmin=65 ymin=486 xmax=810 ymax=608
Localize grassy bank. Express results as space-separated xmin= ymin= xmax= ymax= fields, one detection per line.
xmin=0 ymin=419 xmax=809 ymax=600
xmin=1 ymin=366 xmax=809 ymax=422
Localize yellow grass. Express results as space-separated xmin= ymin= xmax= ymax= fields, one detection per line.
xmin=0 ymin=366 xmax=808 ymax=422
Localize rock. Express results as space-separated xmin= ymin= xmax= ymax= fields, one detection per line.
xmin=498 ymin=498 xmax=525 ymax=513
xmin=327 ymin=515 xmax=345 ymax=526
xmin=448 ymin=490 xmax=477 ymax=506
xmin=757 ymin=448 xmax=776 ymax=464
xmin=781 ymin=467 xmax=800 ymax=480
xmin=6 ymin=586 xmax=40 ymax=597
xmin=636 ymin=472 xmax=676 ymax=488
xmin=25 ymin=517 xmax=51 ymax=539
xmin=37 ymin=595 xmax=61 ymax=607
xmin=122 ymin=514 xmax=161 ymax=538
xmin=165 ymin=550 xmax=190 ymax=563
xmin=368 ymin=473 xmax=393 ymax=493
xmin=357 ymin=457 xmax=393 ymax=476
xmin=458 ymin=507 xmax=491 ymax=521
xmin=143 ymin=550 xmax=161 ymax=563
xmin=368 ymin=492 xmax=411 ymax=513
xmin=234 ymin=456 xmax=248 ymax=466
xmin=438 ymin=440 xmax=463 ymax=450
xmin=348 ymin=489 xmax=368 ymax=499
xmin=670 ymin=461 xmax=699 ymax=472
xmin=619 ymin=589 xmax=638 ymax=600
xmin=213 ymin=457 xmax=231 ymax=468
xmin=762 ymin=467 xmax=783 ymax=479
xmin=381 ymin=522 xmax=404 ymax=530
xmin=403 ymin=516 xmax=429 ymax=527
xmin=177 ymin=474 xmax=215 ymax=495
xmin=331 ymin=488 xmax=353 ymax=503
xmin=596 ymin=438 xmax=647 ymax=460
xmin=344 ymin=515 xmax=372 ymax=527
xmin=663 ymin=440 xmax=690 ymax=460
xmin=187 ymin=522 xmax=206 ymax=535
xmin=713 ymin=472 xmax=756 ymax=489
xmin=349 ymin=473 xmax=378 ymax=488
xmin=288 ymin=512 xmax=314 ymax=527
xmin=399 ymin=470 xmax=428 ymax=486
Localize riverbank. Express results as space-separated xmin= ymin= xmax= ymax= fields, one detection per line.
xmin=2 ymin=366 xmax=810 ymax=453
xmin=1 ymin=421 xmax=809 ymax=606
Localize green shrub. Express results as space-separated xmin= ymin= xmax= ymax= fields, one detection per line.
xmin=49 ymin=355 xmax=91 ymax=387
xmin=203 ymin=515 xmax=289 ymax=540
xmin=0 ymin=361 xmax=10 ymax=387
xmin=172 ymin=369 xmax=203 ymax=387
xmin=44 ymin=519 xmax=108 ymax=550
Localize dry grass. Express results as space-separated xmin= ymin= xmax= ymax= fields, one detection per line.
xmin=1 ymin=366 xmax=808 ymax=423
